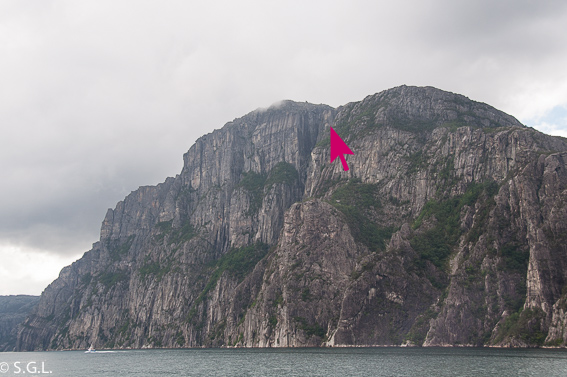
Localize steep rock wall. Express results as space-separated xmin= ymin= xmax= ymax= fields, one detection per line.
xmin=15 ymin=86 xmax=567 ymax=350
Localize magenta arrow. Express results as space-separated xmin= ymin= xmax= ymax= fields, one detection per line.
xmin=330 ymin=127 xmax=354 ymax=171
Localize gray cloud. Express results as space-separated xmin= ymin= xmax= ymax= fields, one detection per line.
xmin=1 ymin=0 xmax=567 ymax=294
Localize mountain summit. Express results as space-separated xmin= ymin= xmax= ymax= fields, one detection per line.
xmin=15 ymin=86 xmax=567 ymax=350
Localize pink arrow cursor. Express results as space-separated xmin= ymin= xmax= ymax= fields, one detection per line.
xmin=330 ymin=127 xmax=354 ymax=171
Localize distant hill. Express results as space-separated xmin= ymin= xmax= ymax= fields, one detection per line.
xmin=16 ymin=86 xmax=567 ymax=350
xmin=0 ymin=295 xmax=39 ymax=351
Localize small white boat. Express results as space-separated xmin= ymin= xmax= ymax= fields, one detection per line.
xmin=85 ymin=344 xmax=96 ymax=353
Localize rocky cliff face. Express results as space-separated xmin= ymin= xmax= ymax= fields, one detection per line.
xmin=15 ymin=86 xmax=567 ymax=350
xmin=0 ymin=295 xmax=39 ymax=351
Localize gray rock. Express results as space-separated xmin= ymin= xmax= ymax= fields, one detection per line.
xmin=14 ymin=86 xmax=567 ymax=350
xmin=0 ymin=295 xmax=39 ymax=351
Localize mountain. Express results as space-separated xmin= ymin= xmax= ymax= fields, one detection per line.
xmin=15 ymin=86 xmax=567 ymax=350
xmin=0 ymin=295 xmax=39 ymax=351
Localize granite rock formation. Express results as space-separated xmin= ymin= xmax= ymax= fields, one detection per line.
xmin=0 ymin=295 xmax=39 ymax=351
xmin=15 ymin=86 xmax=567 ymax=350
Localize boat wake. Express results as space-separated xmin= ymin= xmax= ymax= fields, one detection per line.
xmin=85 ymin=343 xmax=117 ymax=354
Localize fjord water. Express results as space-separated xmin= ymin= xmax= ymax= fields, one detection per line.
xmin=2 ymin=348 xmax=567 ymax=376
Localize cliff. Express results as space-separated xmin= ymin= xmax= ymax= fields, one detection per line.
xmin=15 ymin=86 xmax=567 ymax=350
xmin=0 ymin=295 xmax=39 ymax=351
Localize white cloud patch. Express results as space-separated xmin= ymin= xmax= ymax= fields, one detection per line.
xmin=0 ymin=243 xmax=82 ymax=295
xmin=525 ymin=105 xmax=567 ymax=138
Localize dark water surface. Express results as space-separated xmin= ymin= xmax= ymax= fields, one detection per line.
xmin=2 ymin=347 xmax=567 ymax=376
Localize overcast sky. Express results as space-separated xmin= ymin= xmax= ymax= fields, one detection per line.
xmin=1 ymin=0 xmax=567 ymax=295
